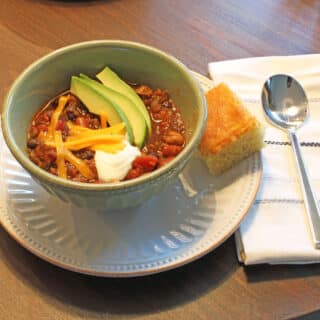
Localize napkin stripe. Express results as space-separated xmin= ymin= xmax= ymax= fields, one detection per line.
xmin=265 ymin=141 xmax=290 ymax=146
xmin=300 ymin=142 xmax=320 ymax=147
xmin=244 ymin=98 xmax=320 ymax=104
xmin=264 ymin=140 xmax=320 ymax=146
xmin=254 ymin=199 xmax=303 ymax=204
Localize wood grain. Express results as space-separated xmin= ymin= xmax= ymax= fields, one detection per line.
xmin=1 ymin=0 xmax=320 ymax=319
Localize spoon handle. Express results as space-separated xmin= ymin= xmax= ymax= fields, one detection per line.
xmin=289 ymin=131 xmax=320 ymax=248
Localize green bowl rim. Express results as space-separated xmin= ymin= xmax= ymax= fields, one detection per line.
xmin=1 ymin=40 xmax=207 ymax=191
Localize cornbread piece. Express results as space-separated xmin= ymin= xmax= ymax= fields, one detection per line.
xmin=198 ymin=83 xmax=264 ymax=175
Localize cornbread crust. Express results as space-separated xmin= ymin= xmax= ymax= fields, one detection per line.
xmin=198 ymin=83 xmax=264 ymax=175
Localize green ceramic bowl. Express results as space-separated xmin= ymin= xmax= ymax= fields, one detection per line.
xmin=1 ymin=40 xmax=207 ymax=210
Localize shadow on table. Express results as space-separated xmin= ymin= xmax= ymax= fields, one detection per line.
xmin=296 ymin=310 xmax=320 ymax=320
xmin=26 ymin=0 xmax=119 ymax=4
xmin=0 ymin=226 xmax=237 ymax=316
xmin=294 ymin=311 xmax=320 ymax=320
xmin=243 ymin=263 xmax=320 ymax=283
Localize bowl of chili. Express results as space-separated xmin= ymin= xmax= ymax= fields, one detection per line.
xmin=1 ymin=40 xmax=207 ymax=210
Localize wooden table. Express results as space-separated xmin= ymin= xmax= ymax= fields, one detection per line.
xmin=1 ymin=1 xmax=320 ymax=319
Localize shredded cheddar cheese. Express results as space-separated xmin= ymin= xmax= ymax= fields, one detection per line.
xmin=48 ymin=95 xmax=70 ymax=137
xmin=100 ymin=113 xmax=108 ymax=129
xmin=53 ymin=130 xmax=95 ymax=179
xmin=43 ymin=94 xmax=127 ymax=180
xmin=54 ymin=131 xmax=67 ymax=179
xmin=67 ymin=121 xmax=126 ymax=136
xmin=63 ymin=134 xmax=124 ymax=150
xmin=91 ymin=142 xmax=126 ymax=154
xmin=46 ymin=134 xmax=124 ymax=150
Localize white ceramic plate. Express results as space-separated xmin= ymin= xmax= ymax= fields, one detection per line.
xmin=0 ymin=73 xmax=262 ymax=277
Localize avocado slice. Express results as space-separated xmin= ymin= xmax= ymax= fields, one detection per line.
xmin=79 ymin=74 xmax=147 ymax=148
xmin=70 ymin=76 xmax=134 ymax=144
xmin=96 ymin=67 xmax=152 ymax=135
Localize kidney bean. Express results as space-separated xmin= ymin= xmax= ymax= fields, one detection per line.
xmin=125 ymin=167 xmax=144 ymax=180
xmin=162 ymin=144 xmax=182 ymax=157
xmin=132 ymin=155 xmax=158 ymax=172
xmin=150 ymin=96 xmax=162 ymax=113
xmin=162 ymin=130 xmax=184 ymax=146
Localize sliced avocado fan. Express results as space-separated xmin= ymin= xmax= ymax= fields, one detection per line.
xmin=79 ymin=74 xmax=147 ymax=148
xmin=70 ymin=76 xmax=134 ymax=144
xmin=96 ymin=66 xmax=152 ymax=135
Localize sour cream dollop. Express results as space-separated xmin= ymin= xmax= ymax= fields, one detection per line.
xmin=94 ymin=141 xmax=141 ymax=182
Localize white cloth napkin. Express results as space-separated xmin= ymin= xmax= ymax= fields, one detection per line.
xmin=208 ymin=54 xmax=320 ymax=264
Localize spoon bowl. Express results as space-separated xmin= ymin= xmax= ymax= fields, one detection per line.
xmin=262 ymin=74 xmax=320 ymax=249
xmin=262 ymin=74 xmax=308 ymax=131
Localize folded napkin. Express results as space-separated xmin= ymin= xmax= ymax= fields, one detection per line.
xmin=208 ymin=54 xmax=320 ymax=264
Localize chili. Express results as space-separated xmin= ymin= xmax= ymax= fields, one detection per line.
xmin=27 ymin=84 xmax=186 ymax=183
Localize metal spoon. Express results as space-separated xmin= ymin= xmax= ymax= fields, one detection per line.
xmin=262 ymin=74 xmax=320 ymax=249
